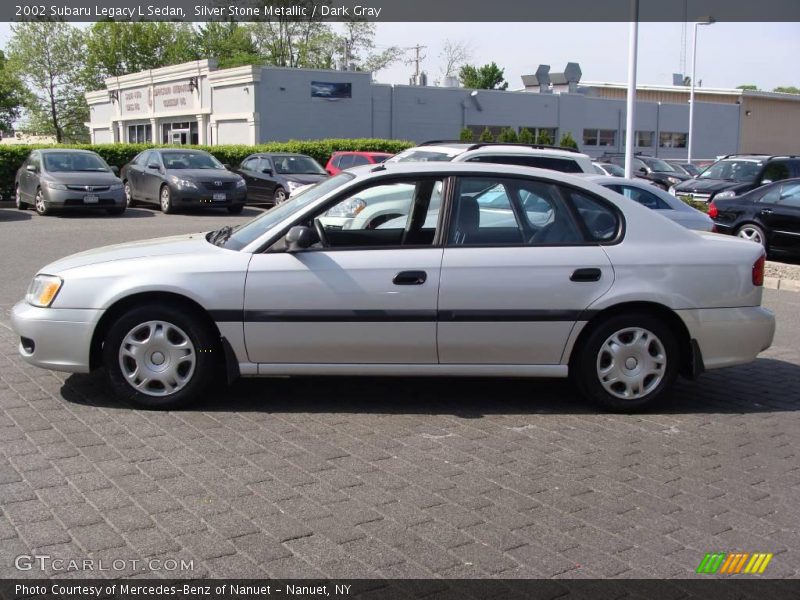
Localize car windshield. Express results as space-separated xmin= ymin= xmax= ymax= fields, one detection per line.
xmin=220 ymin=172 xmax=355 ymax=251
xmin=388 ymin=149 xmax=460 ymax=162
xmin=272 ymin=155 xmax=326 ymax=175
xmin=642 ymin=158 xmax=676 ymax=172
xmin=162 ymin=152 xmax=223 ymax=170
xmin=43 ymin=153 xmax=109 ymax=172
xmin=699 ymin=159 xmax=762 ymax=181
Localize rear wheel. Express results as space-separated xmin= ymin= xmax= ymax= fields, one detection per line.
xmin=34 ymin=188 xmax=50 ymax=216
xmin=736 ymin=223 xmax=766 ymax=249
xmin=159 ymin=185 xmax=175 ymax=214
xmin=102 ymin=304 xmax=219 ymax=409
xmin=571 ymin=313 xmax=679 ymax=412
xmin=15 ymin=186 xmax=26 ymax=210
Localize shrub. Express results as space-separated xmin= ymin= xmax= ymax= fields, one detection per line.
xmin=536 ymin=130 xmax=553 ymax=146
xmin=680 ymin=198 xmax=710 ymax=213
xmin=0 ymin=138 xmax=415 ymax=199
xmin=497 ymin=127 xmax=518 ymax=143
xmin=558 ymin=131 xmax=579 ymax=149
xmin=459 ymin=127 xmax=474 ymax=142
xmin=518 ymin=128 xmax=535 ymax=144
xmin=478 ymin=127 xmax=494 ymax=143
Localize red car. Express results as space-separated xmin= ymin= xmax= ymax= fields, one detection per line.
xmin=325 ymin=151 xmax=393 ymax=175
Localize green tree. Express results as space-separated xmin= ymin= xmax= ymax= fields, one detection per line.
xmin=736 ymin=84 xmax=759 ymax=91
xmin=196 ymin=22 xmax=261 ymax=68
xmin=773 ymin=86 xmax=800 ymax=94
xmin=0 ymin=50 xmax=28 ymax=134
xmin=83 ymin=22 xmax=199 ymax=88
xmin=518 ymin=127 xmax=535 ymax=144
xmin=497 ymin=127 xmax=518 ymax=143
xmin=479 ymin=127 xmax=494 ymax=142
xmin=458 ymin=62 xmax=508 ymax=90
xmin=7 ymin=22 xmax=88 ymax=143
xmin=459 ymin=127 xmax=474 ymax=142
xmin=536 ymin=130 xmax=553 ymax=145
xmin=559 ymin=131 xmax=579 ymax=149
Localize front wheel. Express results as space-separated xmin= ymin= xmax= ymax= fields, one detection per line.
xmin=571 ymin=313 xmax=679 ymax=412
xmin=34 ymin=189 xmax=50 ymax=216
xmin=159 ymin=185 xmax=175 ymax=214
xmin=273 ymin=187 xmax=287 ymax=204
xmin=102 ymin=305 xmax=219 ymax=409
xmin=124 ymin=180 xmax=135 ymax=207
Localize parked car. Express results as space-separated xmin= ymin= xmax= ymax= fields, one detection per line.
xmin=388 ymin=142 xmax=596 ymax=173
xmin=584 ymin=175 xmax=714 ymax=231
xmin=665 ymin=160 xmax=701 ymax=177
xmin=235 ymin=152 xmax=329 ymax=205
xmin=709 ymin=178 xmax=800 ymax=256
xmin=11 ymin=162 xmax=774 ymax=412
xmin=325 ymin=151 xmax=392 ymax=175
xmin=121 ymin=149 xmax=246 ymax=214
xmin=604 ymin=154 xmax=691 ymax=190
xmin=670 ymin=154 xmax=800 ymax=203
xmin=15 ymin=149 xmax=125 ymax=216
xmin=592 ymin=162 xmax=625 ymax=177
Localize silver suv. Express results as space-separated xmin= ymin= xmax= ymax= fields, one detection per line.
xmin=388 ymin=141 xmax=595 ymax=174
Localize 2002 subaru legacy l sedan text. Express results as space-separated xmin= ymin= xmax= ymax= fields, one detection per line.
xmin=11 ymin=162 xmax=775 ymax=411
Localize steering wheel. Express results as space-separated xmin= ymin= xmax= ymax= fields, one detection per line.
xmin=313 ymin=218 xmax=329 ymax=247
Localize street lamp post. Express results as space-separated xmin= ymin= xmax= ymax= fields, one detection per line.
xmin=687 ymin=18 xmax=715 ymax=163
xmin=624 ymin=1 xmax=639 ymax=179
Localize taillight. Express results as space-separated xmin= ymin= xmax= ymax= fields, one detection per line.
xmin=708 ymin=202 xmax=718 ymax=219
xmin=752 ymin=254 xmax=765 ymax=286
xmin=711 ymin=224 xmax=718 ymax=233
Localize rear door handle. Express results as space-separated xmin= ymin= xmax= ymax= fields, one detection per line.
xmin=760 ymin=208 xmax=773 ymax=215
xmin=393 ymin=270 xmax=427 ymax=285
xmin=571 ymin=268 xmax=602 ymax=282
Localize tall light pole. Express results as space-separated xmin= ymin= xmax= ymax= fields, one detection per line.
xmin=623 ymin=0 xmax=639 ymax=179
xmin=687 ymin=17 xmax=715 ymax=163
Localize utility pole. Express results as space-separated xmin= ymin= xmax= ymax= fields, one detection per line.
xmin=404 ymin=44 xmax=427 ymax=85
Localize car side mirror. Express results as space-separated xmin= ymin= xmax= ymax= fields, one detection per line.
xmin=638 ymin=167 xmax=648 ymax=175
xmin=285 ymin=226 xmax=316 ymax=252
xmin=223 ymin=163 xmax=231 ymax=170
xmin=110 ymin=166 xmax=119 ymax=175
xmin=26 ymin=164 xmax=37 ymax=172
xmin=147 ymin=163 xmax=161 ymax=170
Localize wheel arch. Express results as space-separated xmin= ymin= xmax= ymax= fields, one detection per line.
xmin=89 ymin=291 xmax=236 ymax=379
xmin=568 ymin=301 xmax=697 ymax=379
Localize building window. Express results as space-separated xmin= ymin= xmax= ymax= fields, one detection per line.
xmin=583 ymin=129 xmax=617 ymax=147
xmin=621 ymin=130 xmax=655 ymax=148
xmin=659 ymin=132 xmax=687 ymax=148
xmin=127 ymin=124 xmax=152 ymax=144
xmin=311 ymin=81 xmax=352 ymax=98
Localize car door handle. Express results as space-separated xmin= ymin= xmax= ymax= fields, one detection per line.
xmin=760 ymin=208 xmax=773 ymax=215
xmin=393 ymin=271 xmax=427 ymax=285
xmin=571 ymin=268 xmax=602 ymax=282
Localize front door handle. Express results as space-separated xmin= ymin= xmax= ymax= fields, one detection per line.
xmin=760 ymin=208 xmax=773 ymax=215
xmin=571 ymin=268 xmax=602 ymax=282
xmin=393 ymin=270 xmax=427 ymax=285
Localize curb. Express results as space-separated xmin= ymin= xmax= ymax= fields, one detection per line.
xmin=764 ymin=277 xmax=800 ymax=293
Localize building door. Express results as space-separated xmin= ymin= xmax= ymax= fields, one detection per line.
xmin=171 ymin=130 xmax=189 ymax=145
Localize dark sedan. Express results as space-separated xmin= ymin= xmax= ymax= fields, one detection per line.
xmin=235 ymin=153 xmax=328 ymax=205
xmin=605 ymin=155 xmax=691 ymax=190
xmin=710 ymin=178 xmax=800 ymax=256
xmin=121 ymin=149 xmax=247 ymax=214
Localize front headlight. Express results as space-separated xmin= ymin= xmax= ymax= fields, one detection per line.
xmin=168 ymin=175 xmax=198 ymax=189
xmin=45 ymin=182 xmax=67 ymax=191
xmin=26 ymin=275 xmax=63 ymax=308
xmin=235 ymin=178 xmax=246 ymax=189
xmin=325 ymin=198 xmax=367 ymax=218
xmin=286 ymin=181 xmax=303 ymax=192
xmin=666 ymin=176 xmax=681 ymax=185
xmin=714 ymin=190 xmax=737 ymax=200
xmin=109 ymin=183 xmax=123 ymax=191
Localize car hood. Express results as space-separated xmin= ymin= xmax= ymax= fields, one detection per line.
xmin=39 ymin=233 xmax=217 ymax=274
xmin=674 ymin=178 xmax=749 ymax=193
xmin=44 ymin=172 xmax=121 ymax=185
xmin=282 ymin=173 xmax=329 ymax=185
xmin=653 ymin=171 xmax=690 ymax=181
xmin=166 ymin=169 xmax=240 ymax=181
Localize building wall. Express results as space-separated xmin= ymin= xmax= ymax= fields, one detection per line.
xmin=739 ymin=96 xmax=800 ymax=155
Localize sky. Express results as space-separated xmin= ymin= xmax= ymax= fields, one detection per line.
xmin=0 ymin=21 xmax=798 ymax=91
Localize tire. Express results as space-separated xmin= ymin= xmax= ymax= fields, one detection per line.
xmin=571 ymin=313 xmax=679 ymax=412
xmin=123 ymin=180 xmax=135 ymax=207
xmin=736 ymin=223 xmax=767 ymax=249
xmin=102 ymin=304 xmax=219 ymax=409
xmin=273 ymin=187 xmax=287 ymax=204
xmin=227 ymin=204 xmax=244 ymax=215
xmin=107 ymin=206 xmax=126 ymax=216
xmin=159 ymin=185 xmax=175 ymax=214
xmin=34 ymin=188 xmax=50 ymax=216
xmin=15 ymin=185 xmax=26 ymax=210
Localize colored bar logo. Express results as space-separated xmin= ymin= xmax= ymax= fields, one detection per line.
xmin=696 ymin=552 xmax=773 ymax=574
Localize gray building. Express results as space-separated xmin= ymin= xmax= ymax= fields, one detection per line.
xmin=85 ymin=59 xmax=745 ymax=160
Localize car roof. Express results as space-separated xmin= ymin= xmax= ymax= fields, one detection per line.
xmin=251 ymin=152 xmax=311 ymax=158
xmin=39 ymin=149 xmax=97 ymax=154
xmin=332 ymin=150 xmax=392 ymax=156
xmin=399 ymin=143 xmax=587 ymax=160
xmin=158 ymin=148 xmax=208 ymax=154
xmin=347 ymin=161 xmax=591 ymax=181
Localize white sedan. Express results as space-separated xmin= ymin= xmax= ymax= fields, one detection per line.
xmin=11 ymin=162 xmax=774 ymax=411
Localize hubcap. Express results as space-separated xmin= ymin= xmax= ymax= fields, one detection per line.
xmin=596 ymin=327 xmax=666 ymax=400
xmin=118 ymin=320 xmax=196 ymax=397
xmin=737 ymin=227 xmax=763 ymax=246
xmin=275 ymin=189 xmax=286 ymax=203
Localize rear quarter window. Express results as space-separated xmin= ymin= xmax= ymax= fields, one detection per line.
xmin=569 ymin=190 xmax=622 ymax=242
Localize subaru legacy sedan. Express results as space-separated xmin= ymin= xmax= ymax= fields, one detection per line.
xmin=11 ymin=163 xmax=774 ymax=412
xmin=121 ymin=149 xmax=246 ymax=214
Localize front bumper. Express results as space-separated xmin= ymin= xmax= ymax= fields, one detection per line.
xmin=677 ymin=306 xmax=775 ymax=370
xmin=10 ymin=301 xmax=103 ymax=373
xmin=44 ymin=188 xmax=126 ymax=209
xmin=171 ymin=185 xmax=247 ymax=206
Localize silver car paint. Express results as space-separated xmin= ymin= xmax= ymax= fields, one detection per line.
xmin=11 ymin=162 xmax=773 ymax=380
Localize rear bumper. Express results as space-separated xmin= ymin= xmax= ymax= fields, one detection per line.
xmin=676 ymin=306 xmax=775 ymax=370
xmin=10 ymin=301 xmax=102 ymax=373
